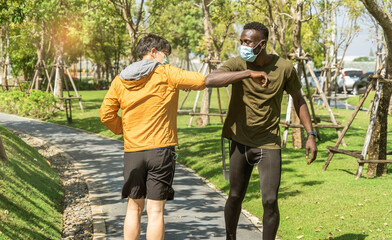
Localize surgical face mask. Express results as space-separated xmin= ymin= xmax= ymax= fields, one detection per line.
xmin=154 ymin=51 xmax=170 ymax=65
xmin=239 ymin=39 xmax=265 ymax=62
xmin=162 ymin=54 xmax=169 ymax=65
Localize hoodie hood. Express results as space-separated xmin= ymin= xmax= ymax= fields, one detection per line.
xmin=120 ymin=59 xmax=161 ymax=81
xmin=119 ymin=59 xmax=161 ymax=90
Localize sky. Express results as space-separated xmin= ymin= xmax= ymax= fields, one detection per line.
xmin=336 ymin=6 xmax=379 ymax=58
xmin=345 ymin=29 xmax=374 ymax=57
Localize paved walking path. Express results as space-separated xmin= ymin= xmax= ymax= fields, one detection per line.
xmin=0 ymin=113 xmax=263 ymax=240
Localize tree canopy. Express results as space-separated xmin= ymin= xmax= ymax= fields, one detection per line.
xmin=0 ymin=0 xmax=383 ymax=82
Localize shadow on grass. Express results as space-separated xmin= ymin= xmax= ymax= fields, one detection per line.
xmin=298 ymin=180 xmax=324 ymax=186
xmin=338 ymin=169 xmax=357 ymax=176
xmin=332 ymin=233 xmax=368 ymax=240
xmin=177 ymin=125 xmax=304 ymax=201
xmin=177 ymin=125 xmax=225 ymax=180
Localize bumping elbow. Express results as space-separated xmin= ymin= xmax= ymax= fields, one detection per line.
xmin=205 ymin=76 xmax=213 ymax=87
xmin=205 ymin=75 xmax=221 ymax=88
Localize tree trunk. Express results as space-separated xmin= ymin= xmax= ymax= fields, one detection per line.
xmin=112 ymin=0 xmax=144 ymax=62
xmin=105 ymin=61 xmax=113 ymax=82
xmin=98 ymin=64 xmax=102 ymax=80
xmin=115 ymin=35 xmax=121 ymax=76
xmin=290 ymin=0 xmax=305 ymax=149
xmin=34 ymin=22 xmax=46 ymax=91
xmin=361 ymin=0 xmax=392 ymax=177
xmin=1 ymin=23 xmax=9 ymax=91
xmin=0 ymin=26 xmax=3 ymax=90
xmin=265 ymin=0 xmax=289 ymax=58
xmin=199 ymin=0 xmax=215 ymax=126
xmin=367 ymin=85 xmax=391 ymax=177
xmin=94 ymin=64 xmax=102 ymax=81
xmin=53 ymin=40 xmax=65 ymax=99
xmin=124 ymin=21 xmax=138 ymax=63
xmin=0 ymin=136 xmax=8 ymax=163
xmin=185 ymin=47 xmax=191 ymax=71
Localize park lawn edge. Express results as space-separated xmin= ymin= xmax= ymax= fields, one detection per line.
xmin=0 ymin=125 xmax=63 ymax=240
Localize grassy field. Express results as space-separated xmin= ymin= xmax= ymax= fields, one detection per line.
xmin=48 ymin=89 xmax=392 ymax=239
xmin=0 ymin=126 xmax=63 ymax=240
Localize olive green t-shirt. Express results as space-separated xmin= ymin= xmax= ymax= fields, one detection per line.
xmin=219 ymin=55 xmax=301 ymax=149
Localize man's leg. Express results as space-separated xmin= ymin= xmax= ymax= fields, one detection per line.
xmin=225 ymin=141 xmax=254 ymax=240
xmin=124 ymin=198 xmax=145 ymax=240
xmin=146 ymin=199 xmax=166 ymax=240
xmin=257 ymin=149 xmax=282 ymax=240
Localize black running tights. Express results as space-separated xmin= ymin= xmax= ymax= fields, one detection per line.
xmin=224 ymin=140 xmax=282 ymax=240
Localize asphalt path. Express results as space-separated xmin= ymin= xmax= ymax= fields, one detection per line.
xmin=0 ymin=113 xmax=263 ymax=240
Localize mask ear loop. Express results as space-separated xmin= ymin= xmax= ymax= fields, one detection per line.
xmin=152 ymin=51 xmax=162 ymax=64
xmin=252 ymin=39 xmax=265 ymax=55
xmin=154 ymin=51 xmax=167 ymax=64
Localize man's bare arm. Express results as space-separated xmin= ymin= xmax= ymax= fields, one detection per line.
xmin=291 ymin=90 xmax=318 ymax=164
xmin=205 ymin=69 xmax=270 ymax=88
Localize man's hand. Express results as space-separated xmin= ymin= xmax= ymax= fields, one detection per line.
xmin=305 ymin=136 xmax=317 ymax=165
xmin=249 ymin=70 xmax=270 ymax=88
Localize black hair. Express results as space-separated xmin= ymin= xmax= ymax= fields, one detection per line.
xmin=243 ymin=22 xmax=269 ymax=40
xmin=136 ymin=33 xmax=172 ymax=59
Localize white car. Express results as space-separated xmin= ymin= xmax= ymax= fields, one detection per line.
xmin=337 ymin=68 xmax=364 ymax=94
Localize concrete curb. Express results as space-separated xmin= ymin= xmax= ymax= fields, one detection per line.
xmin=63 ymin=152 xmax=107 ymax=240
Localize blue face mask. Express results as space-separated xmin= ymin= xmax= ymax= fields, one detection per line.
xmin=155 ymin=51 xmax=170 ymax=65
xmin=162 ymin=55 xmax=169 ymax=65
xmin=239 ymin=39 xmax=265 ymax=62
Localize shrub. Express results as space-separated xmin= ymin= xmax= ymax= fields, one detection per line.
xmin=0 ymin=90 xmax=57 ymax=120
xmin=74 ymin=80 xmax=110 ymax=90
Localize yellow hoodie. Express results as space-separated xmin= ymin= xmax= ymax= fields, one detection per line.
xmin=100 ymin=60 xmax=205 ymax=152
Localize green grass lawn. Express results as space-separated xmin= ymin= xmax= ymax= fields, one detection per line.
xmin=346 ymin=91 xmax=375 ymax=109
xmin=0 ymin=126 xmax=63 ymax=240
xmin=49 ymin=89 xmax=392 ymax=239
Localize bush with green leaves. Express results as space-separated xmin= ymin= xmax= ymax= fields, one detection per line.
xmin=74 ymin=80 xmax=110 ymax=90
xmin=0 ymin=90 xmax=57 ymax=120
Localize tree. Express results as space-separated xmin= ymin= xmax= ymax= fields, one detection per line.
xmin=0 ymin=22 xmax=10 ymax=91
xmin=149 ymin=0 xmax=204 ymax=69
xmin=289 ymin=0 xmax=309 ymax=148
xmin=42 ymin=0 xmax=85 ymax=97
xmin=109 ymin=0 xmax=155 ymax=62
xmin=8 ymin=22 xmax=37 ymax=85
xmin=198 ymin=0 xmax=237 ymax=126
xmin=0 ymin=0 xmax=26 ymax=90
xmin=82 ymin=1 xmax=128 ymax=81
xmin=0 ymin=136 xmax=7 ymax=163
xmin=360 ymin=0 xmax=392 ymax=177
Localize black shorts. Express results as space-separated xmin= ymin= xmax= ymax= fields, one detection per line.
xmin=122 ymin=147 xmax=176 ymax=200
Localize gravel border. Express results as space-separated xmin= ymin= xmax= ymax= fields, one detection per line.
xmin=16 ymin=133 xmax=96 ymax=240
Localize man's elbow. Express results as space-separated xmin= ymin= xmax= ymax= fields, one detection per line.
xmin=205 ymin=74 xmax=223 ymax=88
xmin=205 ymin=75 xmax=214 ymax=87
xmin=99 ymin=108 xmax=107 ymax=123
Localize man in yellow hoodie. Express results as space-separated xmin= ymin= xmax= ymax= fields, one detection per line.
xmin=99 ymin=34 xmax=206 ymax=240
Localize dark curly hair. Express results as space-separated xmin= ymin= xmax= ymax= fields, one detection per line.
xmin=243 ymin=22 xmax=269 ymax=40
xmin=136 ymin=33 xmax=172 ymax=60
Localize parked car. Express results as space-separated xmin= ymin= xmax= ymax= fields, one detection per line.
xmin=301 ymin=70 xmax=321 ymax=87
xmin=353 ymin=71 xmax=374 ymax=94
xmin=336 ymin=68 xmax=364 ymax=95
xmin=359 ymin=71 xmax=374 ymax=81
xmin=301 ymin=70 xmax=336 ymax=89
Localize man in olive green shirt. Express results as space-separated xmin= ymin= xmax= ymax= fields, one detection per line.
xmin=205 ymin=22 xmax=317 ymax=240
